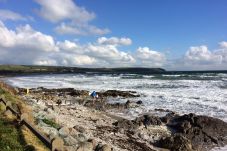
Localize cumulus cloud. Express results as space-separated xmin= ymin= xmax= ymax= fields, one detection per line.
xmin=0 ymin=21 xmax=58 ymax=52
xmin=60 ymin=54 xmax=97 ymax=66
xmin=57 ymin=40 xmax=80 ymax=52
xmin=168 ymin=43 xmax=227 ymax=70
xmin=97 ymin=37 xmax=132 ymax=46
xmin=0 ymin=21 xmax=58 ymax=65
xmin=86 ymin=44 xmax=135 ymax=66
xmin=0 ymin=9 xmax=32 ymax=21
xmin=184 ymin=45 xmax=222 ymax=65
xmin=135 ymin=47 xmax=166 ymax=67
xmin=0 ymin=21 xmax=134 ymax=67
xmin=35 ymin=0 xmax=95 ymax=23
xmin=35 ymin=0 xmax=110 ymax=36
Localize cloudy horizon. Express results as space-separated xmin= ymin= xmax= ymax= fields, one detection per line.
xmin=0 ymin=0 xmax=227 ymax=70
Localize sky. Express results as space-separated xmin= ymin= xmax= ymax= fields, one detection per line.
xmin=0 ymin=0 xmax=227 ymax=70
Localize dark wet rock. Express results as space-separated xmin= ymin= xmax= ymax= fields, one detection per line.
xmin=160 ymin=112 xmax=176 ymax=124
xmin=141 ymin=114 xmax=162 ymax=127
xmin=164 ymin=113 xmax=227 ymax=150
xmin=158 ymin=133 xmax=193 ymax=151
xmin=113 ymin=119 xmax=137 ymax=131
xmin=84 ymin=98 xmax=142 ymax=111
xmin=155 ymin=108 xmax=175 ymax=113
xmin=67 ymin=90 xmax=89 ymax=96
xmin=97 ymin=90 xmax=140 ymax=98
xmin=113 ymin=114 xmax=163 ymax=131
xmin=19 ymin=87 xmax=89 ymax=97
xmin=136 ymin=100 xmax=143 ymax=105
xmin=56 ymin=99 xmax=62 ymax=105
xmin=114 ymin=112 xmax=227 ymax=150
xmin=124 ymin=100 xmax=140 ymax=109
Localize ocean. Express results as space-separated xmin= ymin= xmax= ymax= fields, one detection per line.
xmin=4 ymin=72 xmax=227 ymax=122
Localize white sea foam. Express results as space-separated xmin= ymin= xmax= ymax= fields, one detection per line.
xmin=3 ymin=73 xmax=227 ymax=122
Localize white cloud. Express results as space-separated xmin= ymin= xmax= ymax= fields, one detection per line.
xmin=0 ymin=9 xmax=32 ymax=21
xmin=34 ymin=0 xmax=95 ymax=23
xmin=55 ymin=22 xmax=110 ymax=36
xmin=61 ymin=54 xmax=97 ymax=66
xmin=35 ymin=0 xmax=109 ymax=36
xmin=97 ymin=37 xmax=132 ymax=46
xmin=219 ymin=41 xmax=227 ymax=48
xmin=168 ymin=43 xmax=227 ymax=70
xmin=34 ymin=59 xmax=57 ymax=66
xmin=0 ymin=9 xmax=26 ymax=21
xmin=0 ymin=21 xmax=134 ymax=67
xmin=86 ymin=43 xmax=135 ymax=66
xmin=0 ymin=21 xmax=58 ymax=65
xmin=184 ymin=45 xmax=222 ymax=65
xmin=217 ymin=41 xmax=227 ymax=63
xmin=135 ymin=47 xmax=166 ymax=67
xmin=57 ymin=40 xmax=80 ymax=52
xmin=0 ymin=21 xmax=58 ymax=52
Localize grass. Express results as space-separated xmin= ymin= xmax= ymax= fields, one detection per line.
xmin=0 ymin=86 xmax=50 ymax=151
xmin=0 ymin=115 xmax=28 ymax=151
xmin=21 ymin=125 xmax=50 ymax=151
xmin=42 ymin=118 xmax=61 ymax=129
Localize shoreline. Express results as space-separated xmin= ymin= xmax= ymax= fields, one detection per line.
xmin=1 ymin=79 xmax=227 ymax=150
xmin=17 ymin=86 xmax=227 ymax=150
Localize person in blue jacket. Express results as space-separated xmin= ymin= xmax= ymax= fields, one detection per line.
xmin=90 ymin=91 xmax=98 ymax=98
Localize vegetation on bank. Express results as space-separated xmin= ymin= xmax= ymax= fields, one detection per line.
xmin=0 ymin=115 xmax=29 ymax=151
xmin=0 ymin=87 xmax=49 ymax=151
xmin=42 ymin=118 xmax=61 ymax=129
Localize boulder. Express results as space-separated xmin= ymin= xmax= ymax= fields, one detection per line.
xmin=76 ymin=142 xmax=93 ymax=151
xmin=68 ymin=90 xmax=89 ymax=97
xmin=52 ymin=137 xmax=64 ymax=151
xmin=59 ymin=126 xmax=70 ymax=138
xmin=69 ymin=127 xmax=78 ymax=137
xmin=74 ymin=126 xmax=86 ymax=133
xmin=165 ymin=113 xmax=227 ymax=150
xmin=113 ymin=114 xmax=162 ymax=131
xmin=98 ymin=90 xmax=140 ymax=98
xmin=87 ymin=139 xmax=96 ymax=149
xmin=99 ymin=144 xmax=112 ymax=151
xmin=76 ymin=133 xmax=88 ymax=143
xmin=136 ymin=100 xmax=143 ymax=105
xmin=64 ymin=135 xmax=79 ymax=146
xmin=158 ymin=133 xmax=193 ymax=151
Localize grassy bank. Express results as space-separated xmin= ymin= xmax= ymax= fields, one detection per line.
xmin=0 ymin=115 xmax=30 ymax=151
xmin=0 ymin=86 xmax=49 ymax=151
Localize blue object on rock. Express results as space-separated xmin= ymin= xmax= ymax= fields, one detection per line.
xmin=90 ymin=91 xmax=97 ymax=98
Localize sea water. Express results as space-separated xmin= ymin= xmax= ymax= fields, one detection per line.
xmin=4 ymin=72 xmax=227 ymax=122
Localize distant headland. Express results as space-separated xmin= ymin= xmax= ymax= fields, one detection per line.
xmin=0 ymin=64 xmax=227 ymax=76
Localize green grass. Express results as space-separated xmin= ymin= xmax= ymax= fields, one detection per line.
xmin=42 ymin=118 xmax=60 ymax=129
xmin=0 ymin=88 xmax=18 ymax=111
xmin=0 ymin=116 xmax=32 ymax=151
xmin=0 ymin=85 xmax=49 ymax=151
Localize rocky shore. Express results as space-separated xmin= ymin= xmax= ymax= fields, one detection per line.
xmin=18 ymin=87 xmax=227 ymax=151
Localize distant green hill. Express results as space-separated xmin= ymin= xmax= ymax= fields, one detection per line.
xmin=0 ymin=65 xmax=166 ymax=75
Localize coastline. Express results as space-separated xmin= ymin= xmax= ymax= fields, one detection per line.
xmin=0 ymin=78 xmax=226 ymax=151
xmin=0 ymin=74 xmax=227 ymax=151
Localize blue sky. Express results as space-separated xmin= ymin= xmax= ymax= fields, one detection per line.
xmin=0 ymin=0 xmax=227 ymax=70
